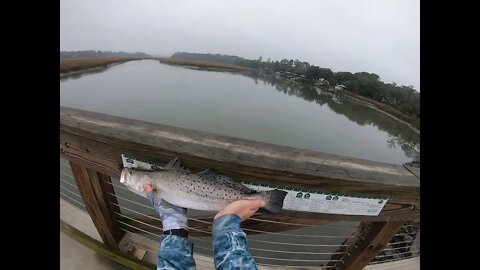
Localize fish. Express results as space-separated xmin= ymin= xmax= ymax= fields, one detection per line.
xmin=120 ymin=157 xmax=288 ymax=213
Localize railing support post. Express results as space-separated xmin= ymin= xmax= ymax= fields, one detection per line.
xmin=330 ymin=221 xmax=404 ymax=270
xmin=70 ymin=161 xmax=123 ymax=247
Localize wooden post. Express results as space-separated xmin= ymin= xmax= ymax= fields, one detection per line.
xmin=70 ymin=161 xmax=123 ymax=247
xmin=330 ymin=221 xmax=404 ymax=270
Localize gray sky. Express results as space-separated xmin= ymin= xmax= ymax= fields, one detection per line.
xmin=61 ymin=0 xmax=419 ymax=90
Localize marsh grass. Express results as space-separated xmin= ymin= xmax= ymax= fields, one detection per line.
xmin=60 ymin=57 xmax=144 ymax=73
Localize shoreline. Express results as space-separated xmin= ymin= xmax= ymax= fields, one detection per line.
xmin=159 ymin=58 xmax=254 ymax=72
xmin=60 ymin=62 xmax=124 ymax=78
xmin=341 ymin=91 xmax=420 ymax=131
xmin=60 ymin=58 xmax=420 ymax=132
xmin=60 ymin=57 xmax=149 ymax=74
xmin=339 ymin=92 xmax=420 ymax=134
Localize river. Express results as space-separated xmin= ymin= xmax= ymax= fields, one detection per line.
xmin=61 ymin=60 xmax=419 ymax=164
xmin=60 ymin=59 xmax=419 ymax=267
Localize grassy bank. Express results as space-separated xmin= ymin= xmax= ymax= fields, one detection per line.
xmin=160 ymin=58 xmax=254 ymax=72
xmin=342 ymin=91 xmax=420 ymax=129
xmin=60 ymin=57 xmax=146 ymax=73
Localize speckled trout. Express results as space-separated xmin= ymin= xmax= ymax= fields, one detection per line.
xmin=120 ymin=157 xmax=287 ymax=213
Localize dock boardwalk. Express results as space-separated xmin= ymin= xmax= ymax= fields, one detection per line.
xmin=60 ymin=106 xmax=420 ymax=268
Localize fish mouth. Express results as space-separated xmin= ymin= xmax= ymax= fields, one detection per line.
xmin=120 ymin=168 xmax=128 ymax=183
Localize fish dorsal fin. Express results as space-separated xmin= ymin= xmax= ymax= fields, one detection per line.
xmin=197 ymin=168 xmax=222 ymax=179
xmin=198 ymin=169 xmax=253 ymax=193
xmin=164 ymin=157 xmax=191 ymax=173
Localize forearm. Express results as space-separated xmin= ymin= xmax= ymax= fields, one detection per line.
xmin=146 ymin=191 xmax=188 ymax=231
xmin=212 ymin=214 xmax=258 ymax=270
xmin=145 ymin=191 xmax=195 ymax=269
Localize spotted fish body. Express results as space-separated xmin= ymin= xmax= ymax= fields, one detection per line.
xmin=120 ymin=157 xmax=287 ymax=213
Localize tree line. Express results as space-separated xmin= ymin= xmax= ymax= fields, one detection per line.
xmin=60 ymin=50 xmax=150 ymax=59
xmin=246 ymin=72 xmax=419 ymax=161
xmin=172 ymin=52 xmax=419 ymax=119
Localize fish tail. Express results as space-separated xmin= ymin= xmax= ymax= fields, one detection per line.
xmin=257 ymin=189 xmax=288 ymax=213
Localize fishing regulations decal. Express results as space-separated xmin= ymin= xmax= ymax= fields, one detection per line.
xmin=242 ymin=183 xmax=388 ymax=216
xmin=121 ymin=154 xmax=388 ymax=216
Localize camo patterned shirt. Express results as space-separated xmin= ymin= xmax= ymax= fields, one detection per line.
xmin=156 ymin=214 xmax=258 ymax=270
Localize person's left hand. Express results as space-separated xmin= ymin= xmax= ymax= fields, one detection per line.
xmin=142 ymin=183 xmax=154 ymax=193
xmin=142 ymin=183 xmax=188 ymax=231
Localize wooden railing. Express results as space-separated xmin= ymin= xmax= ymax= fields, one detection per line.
xmin=60 ymin=106 xmax=420 ymax=270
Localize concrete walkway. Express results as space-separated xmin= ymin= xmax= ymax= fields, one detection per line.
xmin=60 ymin=231 xmax=129 ymax=270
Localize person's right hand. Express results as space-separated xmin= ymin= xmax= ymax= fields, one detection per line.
xmin=214 ymin=200 xmax=265 ymax=221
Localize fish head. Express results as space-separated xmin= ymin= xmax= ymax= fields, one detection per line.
xmin=120 ymin=167 xmax=146 ymax=186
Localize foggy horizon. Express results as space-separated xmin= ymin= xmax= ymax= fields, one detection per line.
xmin=61 ymin=0 xmax=419 ymax=90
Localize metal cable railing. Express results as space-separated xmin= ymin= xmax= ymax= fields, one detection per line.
xmin=369 ymin=223 xmax=420 ymax=265
xmin=369 ymin=252 xmax=420 ymax=265
xmin=104 ymin=180 xmax=357 ymax=233
xmin=107 ymin=180 xmax=351 ymax=267
xmin=59 ymin=160 xmax=357 ymax=267
xmin=60 ymin=158 xmax=419 ymax=268
xmin=60 ymin=160 xmax=86 ymax=210
xmin=110 ymin=192 xmax=349 ymax=248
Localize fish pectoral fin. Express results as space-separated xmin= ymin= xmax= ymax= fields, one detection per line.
xmin=164 ymin=157 xmax=191 ymax=173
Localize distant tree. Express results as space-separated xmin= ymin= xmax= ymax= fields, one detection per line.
xmin=355 ymin=72 xmax=380 ymax=81
xmin=168 ymin=51 xmax=420 ymax=119
xmin=318 ymin=68 xmax=334 ymax=81
xmin=305 ymin=66 xmax=321 ymax=80
xmin=334 ymin=71 xmax=355 ymax=84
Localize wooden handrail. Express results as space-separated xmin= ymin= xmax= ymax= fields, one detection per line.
xmin=60 ymin=106 xmax=419 ymax=222
xmin=60 ymin=106 xmax=420 ymax=268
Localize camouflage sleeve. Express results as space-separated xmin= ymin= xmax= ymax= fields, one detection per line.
xmin=146 ymin=191 xmax=161 ymax=213
xmin=212 ymin=214 xmax=258 ymax=270
xmin=156 ymin=235 xmax=197 ymax=270
xmin=145 ymin=191 xmax=188 ymax=231
xmin=145 ymin=191 xmax=196 ymax=270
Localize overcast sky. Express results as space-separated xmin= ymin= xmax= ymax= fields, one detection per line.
xmin=61 ymin=0 xmax=419 ymax=90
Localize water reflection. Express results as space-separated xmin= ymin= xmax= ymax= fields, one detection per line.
xmin=60 ymin=61 xmax=420 ymax=163
xmin=60 ymin=65 xmax=113 ymax=81
xmin=243 ymin=73 xmax=420 ymax=162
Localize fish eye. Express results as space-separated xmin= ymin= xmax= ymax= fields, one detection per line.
xmin=129 ymin=171 xmax=134 ymax=175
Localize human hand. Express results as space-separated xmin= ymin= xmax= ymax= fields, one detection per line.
xmin=214 ymin=200 xmax=265 ymax=221
xmin=142 ymin=183 xmax=153 ymax=193
xmin=142 ymin=183 xmax=188 ymax=231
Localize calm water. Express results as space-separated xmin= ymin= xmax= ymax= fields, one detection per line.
xmin=60 ymin=60 xmax=419 ymax=164
xmin=60 ymin=62 xmax=419 ymax=265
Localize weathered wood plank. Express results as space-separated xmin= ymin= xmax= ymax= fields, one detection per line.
xmin=330 ymin=221 xmax=404 ymax=270
xmin=403 ymin=164 xmax=420 ymax=180
xmin=70 ymin=162 xmax=124 ymax=247
xmin=61 ymin=106 xmax=419 ymax=221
